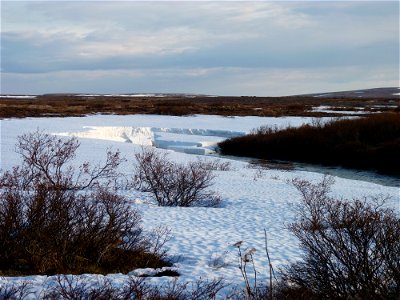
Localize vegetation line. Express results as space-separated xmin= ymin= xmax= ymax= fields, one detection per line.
xmin=0 ymin=94 xmax=398 ymax=118
xmin=218 ymin=113 xmax=400 ymax=176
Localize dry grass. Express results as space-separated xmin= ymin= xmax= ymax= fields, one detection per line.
xmin=0 ymin=94 xmax=398 ymax=118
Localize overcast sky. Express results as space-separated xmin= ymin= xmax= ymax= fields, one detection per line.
xmin=1 ymin=1 xmax=399 ymax=96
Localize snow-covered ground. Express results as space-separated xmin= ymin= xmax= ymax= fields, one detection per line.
xmin=57 ymin=125 xmax=245 ymax=155
xmin=0 ymin=95 xmax=37 ymax=99
xmin=309 ymin=105 xmax=376 ymax=115
xmin=1 ymin=114 xmax=399 ymax=298
xmin=1 ymin=114 xmax=325 ymax=165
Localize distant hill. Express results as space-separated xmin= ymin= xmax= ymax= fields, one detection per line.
xmin=1 ymin=87 xmax=399 ymax=99
xmin=1 ymin=86 xmax=399 ymax=119
xmin=297 ymin=87 xmax=400 ymax=99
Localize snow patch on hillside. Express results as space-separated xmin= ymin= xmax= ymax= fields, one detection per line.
xmin=310 ymin=105 xmax=373 ymax=115
xmin=0 ymin=95 xmax=37 ymax=99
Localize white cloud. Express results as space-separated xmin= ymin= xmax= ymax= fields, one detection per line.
xmin=1 ymin=1 xmax=398 ymax=95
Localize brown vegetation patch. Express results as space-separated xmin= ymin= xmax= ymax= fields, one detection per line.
xmin=0 ymin=132 xmax=170 ymax=276
xmin=219 ymin=113 xmax=400 ymax=176
xmin=0 ymin=94 xmax=398 ymax=119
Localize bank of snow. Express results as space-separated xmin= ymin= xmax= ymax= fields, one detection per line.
xmin=1 ymin=114 xmax=398 ymax=298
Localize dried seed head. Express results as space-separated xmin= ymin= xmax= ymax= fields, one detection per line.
xmin=233 ymin=241 xmax=243 ymax=248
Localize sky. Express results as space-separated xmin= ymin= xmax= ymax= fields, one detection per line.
xmin=1 ymin=1 xmax=399 ymax=96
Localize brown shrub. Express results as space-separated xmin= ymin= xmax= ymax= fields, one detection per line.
xmin=1 ymin=275 xmax=226 ymax=300
xmin=282 ymin=176 xmax=400 ymax=299
xmin=0 ymin=131 xmax=169 ymax=275
xmin=133 ymin=148 xmax=221 ymax=207
xmin=219 ymin=113 xmax=400 ymax=175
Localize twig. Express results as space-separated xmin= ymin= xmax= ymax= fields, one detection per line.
xmin=264 ymin=229 xmax=276 ymax=300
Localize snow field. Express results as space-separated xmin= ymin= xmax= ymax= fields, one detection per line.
xmin=1 ymin=114 xmax=399 ymax=298
xmin=57 ymin=126 xmax=243 ymax=155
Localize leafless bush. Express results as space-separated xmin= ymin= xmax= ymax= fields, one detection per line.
xmin=220 ymin=113 xmax=400 ymax=175
xmin=0 ymin=281 xmax=32 ymax=300
xmin=134 ymin=148 xmax=221 ymax=207
xmin=283 ymin=176 xmax=400 ymax=299
xmin=14 ymin=275 xmax=226 ymax=300
xmin=198 ymin=159 xmax=232 ymax=172
xmin=250 ymin=125 xmax=280 ymax=135
xmin=311 ymin=117 xmax=324 ymax=128
xmin=14 ymin=130 xmax=123 ymax=190
xmin=147 ymin=226 xmax=172 ymax=259
xmin=228 ymin=177 xmax=399 ymax=300
xmin=43 ymin=276 xmax=121 ymax=300
xmin=0 ymin=131 xmax=167 ymax=275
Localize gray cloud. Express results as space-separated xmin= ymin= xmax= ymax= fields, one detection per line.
xmin=1 ymin=1 xmax=398 ymax=95
xmin=3 ymin=65 xmax=398 ymax=96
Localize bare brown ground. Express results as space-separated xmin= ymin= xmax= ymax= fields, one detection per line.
xmin=0 ymin=94 xmax=399 ymax=119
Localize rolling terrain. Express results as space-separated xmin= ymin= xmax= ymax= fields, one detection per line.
xmin=0 ymin=87 xmax=399 ymax=119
